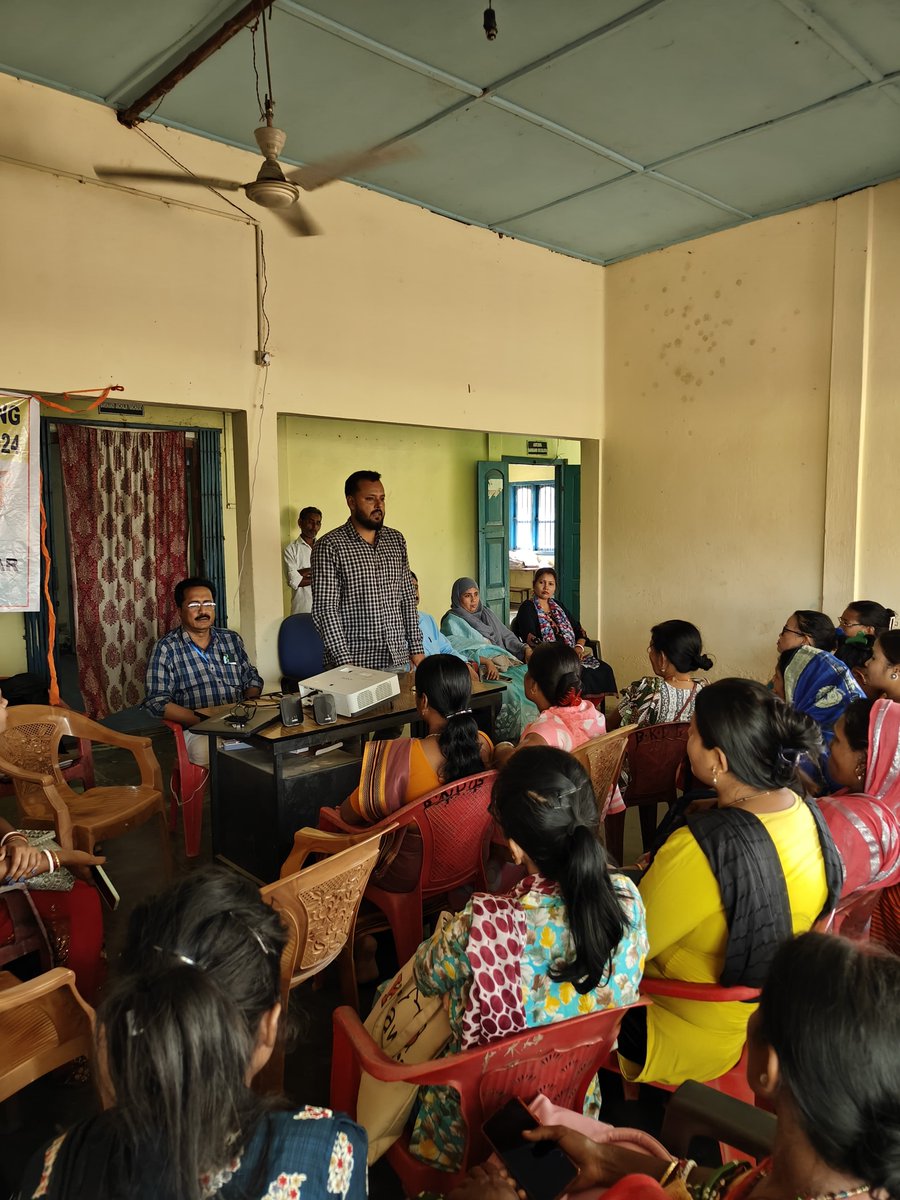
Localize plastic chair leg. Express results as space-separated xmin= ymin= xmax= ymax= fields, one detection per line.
xmin=182 ymin=779 xmax=204 ymax=858
xmin=605 ymin=811 xmax=626 ymax=867
xmin=639 ymin=803 xmax=659 ymax=851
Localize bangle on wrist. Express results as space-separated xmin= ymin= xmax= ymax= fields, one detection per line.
xmin=0 ymin=831 xmax=28 ymax=848
xmin=659 ymin=1161 xmax=680 ymax=1187
xmin=42 ymin=848 xmax=55 ymax=874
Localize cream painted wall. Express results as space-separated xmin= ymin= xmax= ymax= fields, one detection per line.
xmin=603 ymin=206 xmax=836 ymax=686
xmin=0 ymin=76 xmax=603 ymax=685
xmin=278 ymin=416 xmax=487 ymax=622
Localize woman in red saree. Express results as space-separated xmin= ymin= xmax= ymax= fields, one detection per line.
xmin=819 ymin=697 xmax=900 ymax=899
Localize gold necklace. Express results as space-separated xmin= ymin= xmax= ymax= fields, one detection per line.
xmin=726 ymin=788 xmax=774 ymax=808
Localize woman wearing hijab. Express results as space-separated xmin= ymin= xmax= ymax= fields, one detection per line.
xmin=819 ymin=698 xmax=900 ymax=900
xmin=774 ymin=644 xmax=864 ymax=746
xmin=441 ymin=578 xmax=537 ymax=742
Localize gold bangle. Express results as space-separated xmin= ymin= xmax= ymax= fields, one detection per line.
xmin=659 ymin=1161 xmax=680 ymax=1187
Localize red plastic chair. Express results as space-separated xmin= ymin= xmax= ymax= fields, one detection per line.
xmin=286 ymin=770 xmax=497 ymax=968
xmin=605 ymin=722 xmax=691 ymax=865
xmin=162 ymin=720 xmax=207 ymax=858
xmin=331 ymin=997 xmax=648 ymax=1195
xmin=606 ymin=977 xmax=761 ymax=1160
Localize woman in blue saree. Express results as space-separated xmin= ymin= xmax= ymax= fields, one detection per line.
xmin=775 ymin=644 xmax=865 ymax=789
xmin=440 ymin=577 xmax=537 ymax=742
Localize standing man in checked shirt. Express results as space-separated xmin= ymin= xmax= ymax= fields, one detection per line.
xmin=312 ymin=471 xmax=425 ymax=672
xmin=144 ymin=576 xmax=263 ymax=765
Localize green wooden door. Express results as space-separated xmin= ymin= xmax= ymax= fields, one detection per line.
xmin=556 ymin=462 xmax=581 ymax=616
xmin=477 ymin=461 xmax=510 ymax=623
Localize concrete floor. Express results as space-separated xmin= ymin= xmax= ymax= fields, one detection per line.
xmin=0 ymin=732 xmax=646 ymax=1199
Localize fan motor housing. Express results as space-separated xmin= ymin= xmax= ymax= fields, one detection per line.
xmin=245 ymin=179 xmax=300 ymax=209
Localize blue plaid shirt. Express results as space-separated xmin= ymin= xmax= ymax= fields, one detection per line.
xmin=144 ymin=625 xmax=263 ymax=717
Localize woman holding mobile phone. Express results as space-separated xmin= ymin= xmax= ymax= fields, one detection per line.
xmin=451 ymin=933 xmax=900 ymax=1200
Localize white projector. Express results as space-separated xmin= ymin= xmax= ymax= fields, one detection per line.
xmin=297 ymin=665 xmax=401 ymax=717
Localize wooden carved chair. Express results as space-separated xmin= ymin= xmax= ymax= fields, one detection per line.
xmin=255 ymin=827 xmax=387 ymax=1093
xmin=571 ymin=725 xmax=636 ymax=828
xmin=0 ymin=705 xmax=170 ymax=871
xmin=0 ymin=967 xmax=95 ymax=1104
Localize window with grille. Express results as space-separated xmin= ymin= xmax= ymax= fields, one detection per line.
xmin=511 ymin=483 xmax=555 ymax=554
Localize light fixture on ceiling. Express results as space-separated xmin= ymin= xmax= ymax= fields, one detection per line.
xmin=483 ymin=5 xmax=498 ymax=40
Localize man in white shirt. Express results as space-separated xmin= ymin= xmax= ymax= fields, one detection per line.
xmin=282 ymin=505 xmax=322 ymax=614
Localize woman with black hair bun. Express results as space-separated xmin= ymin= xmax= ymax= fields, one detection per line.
xmin=18 ymin=868 xmax=367 ymax=1200
xmin=616 ymin=679 xmax=842 ymax=1088
xmin=339 ymin=654 xmax=492 ymax=826
xmin=404 ymin=746 xmax=647 ymax=1174
xmin=614 ymin=620 xmax=712 ymax=730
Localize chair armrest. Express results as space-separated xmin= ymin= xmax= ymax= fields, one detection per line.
xmin=281 ymin=827 xmax=370 ymax=875
xmin=126 ymin=740 xmax=164 ymax=792
xmin=640 ymin=978 xmax=760 ymax=1003
xmin=0 ymin=966 xmax=93 ymax=1019
xmin=0 ymin=750 xmax=54 ymax=787
xmin=661 ymin=1081 xmax=775 ymax=1160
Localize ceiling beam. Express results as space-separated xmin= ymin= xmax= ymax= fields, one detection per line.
xmin=117 ymin=0 xmax=272 ymax=127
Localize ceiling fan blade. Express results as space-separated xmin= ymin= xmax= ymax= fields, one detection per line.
xmin=284 ymin=142 xmax=416 ymax=192
xmin=270 ymin=201 xmax=320 ymax=237
xmin=94 ymin=167 xmax=245 ymax=191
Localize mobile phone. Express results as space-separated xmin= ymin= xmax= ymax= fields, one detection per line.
xmin=90 ymin=864 xmax=120 ymax=911
xmin=483 ymin=1099 xmax=578 ymax=1200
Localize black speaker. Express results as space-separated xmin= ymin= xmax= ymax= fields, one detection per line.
xmin=279 ymin=695 xmax=302 ymax=726
xmin=312 ymin=693 xmax=337 ymax=725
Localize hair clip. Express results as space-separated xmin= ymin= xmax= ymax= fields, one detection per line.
xmin=153 ymin=943 xmax=198 ymax=968
xmin=126 ymin=1009 xmax=144 ymax=1038
xmin=227 ymin=911 xmax=273 ymax=959
xmin=845 ymin=632 xmax=870 ymax=645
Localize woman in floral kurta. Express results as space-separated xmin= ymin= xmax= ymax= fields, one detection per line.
xmin=406 ymin=749 xmax=648 ymax=1172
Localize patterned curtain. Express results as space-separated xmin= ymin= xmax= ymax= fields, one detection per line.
xmin=57 ymin=425 xmax=187 ymax=718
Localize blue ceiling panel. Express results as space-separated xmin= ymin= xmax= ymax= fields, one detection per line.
xmin=495 ymin=0 xmax=867 ymax=165
xmin=346 ymin=103 xmax=628 ymax=226
xmin=662 ymin=88 xmax=900 ymax=214
xmin=499 ymin=174 xmax=738 ymax=262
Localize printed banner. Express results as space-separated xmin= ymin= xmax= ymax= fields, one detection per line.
xmin=0 ymin=393 xmax=40 ymax=612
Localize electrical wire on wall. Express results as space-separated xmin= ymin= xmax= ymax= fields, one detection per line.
xmin=132 ymin=124 xmax=275 ymax=624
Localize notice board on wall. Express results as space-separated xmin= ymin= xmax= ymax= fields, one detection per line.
xmin=0 ymin=392 xmax=40 ymax=612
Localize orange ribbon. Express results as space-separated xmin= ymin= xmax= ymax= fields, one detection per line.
xmin=28 ymin=385 xmax=125 ymax=414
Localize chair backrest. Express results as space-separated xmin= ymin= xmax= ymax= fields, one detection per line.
xmin=0 ymin=706 xmax=80 ymax=821
xmin=0 ymin=885 xmax=52 ymax=971
xmin=261 ymin=829 xmax=384 ymax=1003
xmin=332 ymin=998 xmax=647 ymax=1177
xmin=572 ymin=726 xmax=636 ymax=819
xmin=0 ymin=967 xmax=95 ymax=1103
xmin=415 ymin=770 xmax=497 ymax=896
xmin=278 ymin=614 xmax=325 ymax=682
xmin=624 ymin=721 xmax=691 ymax=807
xmin=318 ymin=770 xmax=498 ymax=898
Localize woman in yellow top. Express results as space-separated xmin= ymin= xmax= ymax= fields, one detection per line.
xmin=340 ymin=654 xmax=493 ymax=826
xmin=618 ymin=677 xmax=843 ymax=1087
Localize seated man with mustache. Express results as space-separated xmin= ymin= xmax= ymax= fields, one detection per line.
xmin=144 ymin=576 xmax=263 ymax=765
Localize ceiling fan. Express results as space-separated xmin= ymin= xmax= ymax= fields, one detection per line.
xmin=95 ymin=106 xmax=408 ymax=236
xmin=94 ymin=9 xmax=410 ymax=235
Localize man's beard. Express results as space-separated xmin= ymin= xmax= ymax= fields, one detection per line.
xmin=355 ymin=512 xmax=384 ymax=531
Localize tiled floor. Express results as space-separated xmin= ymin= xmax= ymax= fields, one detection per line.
xmin=1 ymin=732 xmax=646 ymax=1199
